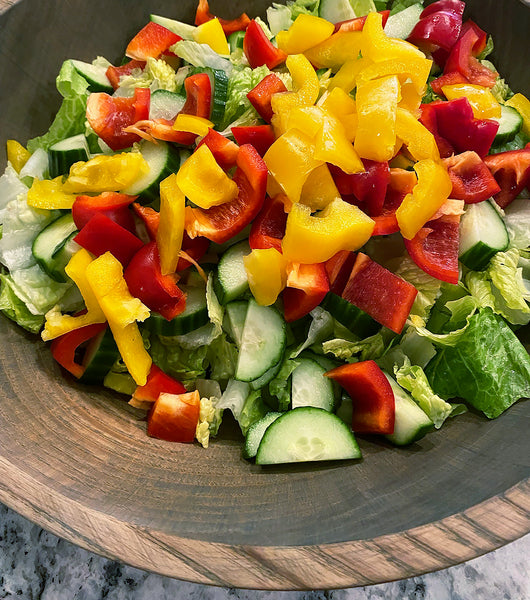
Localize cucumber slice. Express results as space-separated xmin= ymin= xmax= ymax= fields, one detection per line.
xmin=79 ymin=327 xmax=120 ymax=385
xmin=150 ymin=14 xmax=197 ymax=39
xmin=291 ymin=357 xmax=336 ymax=412
xmin=459 ymin=200 xmax=509 ymax=271
xmin=149 ymin=89 xmax=186 ymax=121
xmin=32 ymin=214 xmax=79 ymax=283
xmin=349 ymin=0 xmax=376 ymax=17
xmin=243 ymin=412 xmax=282 ymax=459
xmin=249 ymin=355 xmax=283 ymax=391
xmin=235 ymin=300 xmax=286 ymax=382
xmin=320 ymin=0 xmax=356 ymax=24
xmin=143 ymin=284 xmax=208 ymax=336
xmin=228 ymin=30 xmax=246 ymax=53
xmin=492 ymin=105 xmax=523 ymax=145
xmin=191 ymin=67 xmax=229 ymax=129
xmin=384 ymin=374 xmax=434 ymax=446
xmin=320 ymin=292 xmax=381 ymax=338
xmin=121 ymin=140 xmax=183 ymax=203
xmin=70 ymin=59 xmax=113 ymax=93
xmin=48 ymin=134 xmax=90 ymax=178
xmin=223 ymin=300 xmax=248 ymax=347
xmin=384 ymin=3 xmax=423 ymax=39
xmin=214 ymin=239 xmax=251 ymax=305
xmin=255 ymin=406 xmax=362 ymax=464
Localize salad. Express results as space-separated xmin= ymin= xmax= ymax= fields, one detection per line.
xmin=1 ymin=0 xmax=529 ymax=465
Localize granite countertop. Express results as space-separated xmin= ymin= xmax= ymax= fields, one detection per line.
xmin=1 ymin=503 xmax=528 ymax=599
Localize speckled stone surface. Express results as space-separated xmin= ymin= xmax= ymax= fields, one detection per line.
xmin=0 ymin=503 xmax=528 ymax=599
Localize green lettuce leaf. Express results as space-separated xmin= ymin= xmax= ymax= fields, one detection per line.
xmin=149 ymin=334 xmax=208 ymax=387
xmin=172 ymin=40 xmax=232 ymax=73
xmin=267 ymin=3 xmax=293 ymax=36
xmin=504 ymin=198 xmax=530 ymax=250
xmin=0 ymin=273 xmax=44 ymax=333
xmin=238 ymin=390 xmax=269 ymax=435
xmin=222 ymin=65 xmax=271 ymax=129
xmin=426 ymin=307 xmax=530 ymax=418
xmin=322 ymin=331 xmax=388 ymax=362
xmin=268 ymin=356 xmax=300 ymax=411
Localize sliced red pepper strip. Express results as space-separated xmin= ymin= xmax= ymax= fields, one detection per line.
xmin=407 ymin=0 xmax=464 ymax=52
xmin=74 ymin=213 xmax=144 ymax=267
xmin=133 ymin=202 xmax=160 ymax=239
xmin=372 ymin=168 xmax=417 ymax=236
xmin=195 ymin=0 xmax=251 ymax=35
xmin=124 ymin=241 xmax=186 ymax=321
xmin=133 ymin=364 xmax=186 ymax=403
xmin=283 ymin=262 xmax=330 ymax=322
xmin=185 ymin=144 xmax=268 ymax=244
xmin=243 ymin=20 xmax=287 ymax=70
xmin=325 ymin=250 xmax=357 ymax=295
xmin=325 ymin=361 xmax=395 ymax=435
xmin=147 ymin=390 xmax=200 ymax=443
xmin=249 ymin=193 xmax=288 ymax=252
xmin=231 ymin=125 xmax=276 ymax=157
xmin=50 ymin=322 xmax=108 ymax=379
xmin=181 ymin=72 xmax=212 ymax=120
xmin=443 ymin=151 xmax=501 ymax=203
xmin=196 ymin=129 xmax=239 ymax=170
xmin=126 ymin=22 xmax=182 ymax=61
xmin=334 ymin=10 xmax=390 ymax=33
xmin=72 ymin=192 xmax=137 ymax=232
xmin=247 ymin=73 xmax=288 ymax=123
xmin=484 ymin=146 xmax=530 ymax=209
xmin=404 ymin=214 xmax=460 ymax=284
xmin=106 ymin=59 xmax=146 ymax=90
xmin=133 ymin=88 xmax=151 ymax=121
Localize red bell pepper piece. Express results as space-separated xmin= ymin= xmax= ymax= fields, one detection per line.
xmin=283 ymin=262 xmax=330 ymax=322
xmin=372 ymin=168 xmax=417 ymax=236
xmin=126 ymin=22 xmax=182 ymax=61
xmin=334 ymin=10 xmax=390 ymax=33
xmin=249 ymin=193 xmax=287 ymax=252
xmin=443 ymin=20 xmax=498 ymax=88
xmin=231 ymin=125 xmax=276 ymax=157
xmin=133 ymin=364 xmax=186 ymax=403
xmin=418 ymin=101 xmax=455 ymax=158
xmin=106 ymin=59 xmax=146 ymax=90
xmin=147 ymin=390 xmax=200 ymax=443
xmin=484 ymin=147 xmax=530 ymax=209
xmin=404 ymin=214 xmax=460 ymax=284
xmin=195 ymin=0 xmax=251 ymax=36
xmin=50 ymin=322 xmax=108 ymax=379
xmin=429 ymin=70 xmax=469 ymax=96
xmin=186 ymin=144 xmax=268 ymax=244
xmin=443 ymin=151 xmax=501 ymax=203
xmin=247 ymin=74 xmax=288 ymax=123
xmin=124 ymin=241 xmax=186 ymax=320
xmin=74 ymin=213 xmax=144 ymax=267
xmin=196 ymin=129 xmax=239 ymax=171
xmin=133 ymin=202 xmax=160 ymax=239
xmin=72 ymin=192 xmax=137 ymax=232
xmin=341 ymin=253 xmax=418 ymax=334
xmin=407 ymin=0 xmax=464 ymax=52
xmin=243 ymin=20 xmax=287 ymax=70
xmin=325 ymin=250 xmax=357 ymax=295
xmin=86 ymin=88 xmax=150 ymax=151
xmin=325 ymin=361 xmax=395 ymax=435
xmin=181 ymin=72 xmax=212 ymax=120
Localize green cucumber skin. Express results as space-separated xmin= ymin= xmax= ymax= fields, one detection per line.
xmin=320 ymin=293 xmax=381 ymax=338
xmin=214 ymin=240 xmax=251 ymax=305
xmin=143 ymin=285 xmax=208 ymax=336
xmin=459 ymin=241 xmax=499 ymax=272
xmin=79 ymin=327 xmax=120 ymax=385
xmin=243 ymin=411 xmax=282 ymax=459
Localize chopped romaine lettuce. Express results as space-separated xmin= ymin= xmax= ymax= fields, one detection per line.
xmin=0 ymin=273 xmax=44 ymax=333
xmin=172 ymin=40 xmax=232 ymax=73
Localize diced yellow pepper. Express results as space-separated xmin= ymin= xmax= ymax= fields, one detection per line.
xmin=63 ymin=153 xmax=149 ymax=193
xmin=86 ymin=252 xmax=151 ymax=385
xmin=263 ymin=129 xmax=323 ymax=203
xmin=176 ymin=144 xmax=238 ymax=209
xmin=505 ymin=93 xmax=530 ymax=136
xmin=356 ymin=56 xmax=432 ymax=95
xmin=315 ymin=116 xmax=364 ymax=174
xmin=354 ymin=74 xmax=400 ymax=162
xmin=282 ymin=198 xmax=374 ymax=264
xmin=442 ymin=83 xmax=501 ymax=119
xmin=173 ymin=114 xmax=213 ymax=136
xmin=276 ymin=14 xmax=335 ymax=55
xmin=395 ymin=107 xmax=440 ymax=162
xmin=328 ymin=57 xmax=373 ymax=94
xmin=41 ymin=249 xmax=107 ymax=341
xmin=27 ymin=177 xmax=78 ymax=210
xmin=398 ymin=82 xmax=422 ymax=115
xmin=396 ymin=159 xmax=452 ymax=240
xmin=193 ymin=18 xmax=230 ymax=55
xmin=300 ymin=164 xmax=340 ymax=211
xmin=304 ymin=32 xmax=363 ymax=70
xmin=286 ymin=106 xmax=327 ymax=139
xmin=244 ymin=248 xmax=288 ymax=306
xmin=319 ymin=87 xmax=356 ymax=120
xmin=157 ymin=174 xmax=186 ymax=276
xmin=6 ymin=140 xmax=31 ymax=173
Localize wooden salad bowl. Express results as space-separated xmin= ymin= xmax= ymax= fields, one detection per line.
xmin=0 ymin=0 xmax=528 ymax=590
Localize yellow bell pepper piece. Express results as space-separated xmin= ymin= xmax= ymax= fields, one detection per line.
xmin=300 ymin=164 xmax=340 ymax=211
xmin=63 ymin=153 xmax=149 ymax=193
xmin=27 ymin=177 xmax=78 ymax=210
xmin=282 ymin=198 xmax=374 ymax=264
xmin=396 ymin=159 xmax=452 ymax=240
xmin=505 ymin=93 xmax=530 ymax=136
xmin=442 ymin=83 xmax=501 ymax=119
xmin=304 ymin=32 xmax=363 ymax=70
xmin=361 ymin=11 xmax=425 ymax=62
xmin=6 ymin=140 xmax=31 ymax=173
xmin=264 ymin=129 xmax=323 ymax=203
xmin=286 ymin=106 xmax=327 ymax=139
xmin=315 ymin=116 xmax=364 ymax=174
xmin=398 ymin=82 xmax=422 ymax=114
xmin=176 ymin=144 xmax=238 ymax=209
xmin=328 ymin=57 xmax=372 ymax=94
xmin=86 ymin=252 xmax=151 ymax=385
xmin=244 ymin=248 xmax=288 ymax=306
xmin=193 ymin=18 xmax=230 ymax=55
xmin=354 ymin=74 xmax=400 ymax=162
xmin=173 ymin=114 xmax=213 ymax=136
xmin=276 ymin=14 xmax=334 ymax=55
xmin=157 ymin=174 xmax=186 ymax=276
xmin=356 ymin=56 xmax=432 ymax=96
xmin=395 ymin=107 xmax=440 ymax=162
xmin=41 ymin=249 xmax=107 ymax=341
xmin=319 ymin=87 xmax=356 ymax=120
xmin=266 ymin=174 xmax=285 ymax=201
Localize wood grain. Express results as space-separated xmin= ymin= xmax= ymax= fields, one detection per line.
xmin=0 ymin=0 xmax=529 ymax=590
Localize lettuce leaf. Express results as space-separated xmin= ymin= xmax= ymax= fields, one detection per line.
xmin=0 ymin=273 xmax=44 ymax=333
xmin=504 ymin=198 xmax=530 ymax=250
xmin=222 ymin=65 xmax=271 ymax=129
xmin=172 ymin=41 xmax=232 ymax=74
